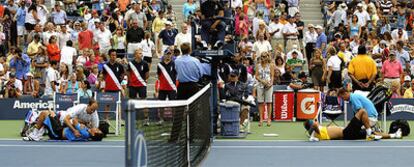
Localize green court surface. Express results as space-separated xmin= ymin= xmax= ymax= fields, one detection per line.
xmin=1 ymin=120 xmax=413 ymax=141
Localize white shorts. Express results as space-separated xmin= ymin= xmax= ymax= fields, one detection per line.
xmin=17 ymin=26 xmax=25 ymax=36
xmin=256 ymin=86 xmax=273 ymax=103
xmin=127 ymin=43 xmax=141 ymax=55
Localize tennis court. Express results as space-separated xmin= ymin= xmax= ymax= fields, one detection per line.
xmin=1 ymin=139 xmax=414 ymax=167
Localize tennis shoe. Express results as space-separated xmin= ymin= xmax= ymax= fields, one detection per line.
xmin=366 ymin=134 xmax=382 ymax=141
xmin=395 ymin=128 xmax=402 ymax=139
xmin=22 ymin=136 xmax=39 ymax=141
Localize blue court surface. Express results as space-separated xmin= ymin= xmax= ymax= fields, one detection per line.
xmin=1 ymin=140 xmax=414 ymax=167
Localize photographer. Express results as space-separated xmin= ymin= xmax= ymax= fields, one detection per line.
xmin=1 ymin=72 xmax=23 ymax=98
xmin=9 ymin=48 xmax=31 ymax=81
xmin=200 ymin=0 xmax=226 ymax=46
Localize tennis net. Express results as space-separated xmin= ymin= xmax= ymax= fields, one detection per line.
xmin=125 ymin=84 xmax=212 ymax=167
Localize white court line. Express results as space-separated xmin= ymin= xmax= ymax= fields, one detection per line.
xmin=214 ymin=139 xmax=414 ymax=142
xmin=212 ymin=145 xmax=414 ymax=149
xmin=0 ymin=144 xmax=124 ymax=148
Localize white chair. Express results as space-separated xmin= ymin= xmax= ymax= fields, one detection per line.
xmin=95 ymin=91 xmax=122 ymax=136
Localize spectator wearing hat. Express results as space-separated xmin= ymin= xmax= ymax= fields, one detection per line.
xmin=128 ymin=1 xmax=147 ymax=29
xmin=289 ymin=71 xmax=312 ymax=90
xmin=354 ymin=3 xmax=370 ymax=27
xmin=403 ymin=78 xmax=414 ymax=98
xmin=157 ymin=21 xmax=178 ymax=56
xmin=9 ymin=48 xmax=31 ymax=81
xmin=286 ymin=50 xmax=304 ymax=75
xmin=283 ymin=14 xmax=300 ymax=52
xmin=328 ymin=3 xmax=347 ymax=28
xmin=87 ymin=10 xmax=101 ymax=31
xmin=1 ymin=72 xmax=23 ymax=98
xmin=126 ymin=19 xmax=145 ymax=55
xmin=156 ymin=48 xmax=177 ymax=100
xmin=372 ymin=40 xmax=390 ymax=67
xmin=395 ymin=40 xmax=410 ymax=73
xmin=315 ymin=25 xmax=327 ymax=58
xmin=304 ymin=24 xmax=318 ymax=63
xmin=51 ymin=3 xmax=67 ymax=25
xmin=348 ymin=46 xmax=377 ymax=91
xmin=23 ymin=72 xmax=40 ymax=97
xmin=269 ymin=16 xmax=285 ymax=51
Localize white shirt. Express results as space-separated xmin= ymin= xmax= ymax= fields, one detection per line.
xmin=25 ymin=7 xmax=37 ymax=24
xmin=231 ymin=0 xmax=243 ymax=8
xmin=43 ymin=31 xmax=59 ymax=46
xmin=58 ymin=31 xmax=71 ymax=49
xmin=60 ymin=46 xmax=77 ymax=65
xmin=252 ymin=17 xmax=264 ymax=38
xmin=282 ymin=22 xmax=298 ymax=39
xmin=304 ymin=31 xmax=318 ymax=43
xmin=353 ymin=10 xmax=370 ymax=26
xmin=329 ymin=9 xmax=347 ymax=27
xmin=6 ymin=79 xmax=23 ymax=92
xmin=327 ymin=55 xmax=342 ymax=71
xmin=140 ymin=39 xmax=155 ymax=58
xmin=268 ymin=22 xmax=284 ymax=39
xmin=174 ymin=32 xmax=192 ymax=48
xmin=59 ymin=104 xmax=99 ymax=128
xmin=94 ymin=28 xmax=112 ymax=49
xmin=45 ymin=67 xmax=59 ymax=96
xmin=253 ymin=40 xmax=272 ymax=57
xmin=37 ymin=5 xmax=49 ymax=26
xmin=391 ymin=29 xmax=408 ymax=44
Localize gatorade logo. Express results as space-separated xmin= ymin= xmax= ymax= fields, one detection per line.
xmin=134 ymin=132 xmax=148 ymax=167
xmin=301 ymin=97 xmax=316 ymax=115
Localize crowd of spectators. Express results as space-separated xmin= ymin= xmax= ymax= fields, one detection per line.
xmin=1 ymin=0 xmax=414 ymax=110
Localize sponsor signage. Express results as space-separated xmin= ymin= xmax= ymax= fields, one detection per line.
xmin=296 ymin=90 xmax=320 ymax=120
xmin=273 ymin=90 xmax=294 ymax=121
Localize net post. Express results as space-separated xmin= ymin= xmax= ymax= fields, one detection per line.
xmin=125 ymin=100 xmax=137 ymax=167
xmin=344 ymin=101 xmax=348 ymax=126
xmin=186 ymin=104 xmax=191 ymax=167
xmin=382 ymin=102 xmax=387 ymax=133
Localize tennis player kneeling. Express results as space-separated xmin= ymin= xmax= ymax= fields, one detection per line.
xmin=304 ymin=110 xmax=402 ymax=141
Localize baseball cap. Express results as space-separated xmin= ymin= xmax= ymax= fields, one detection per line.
xmin=405 ymin=75 xmax=411 ymax=81
xmin=164 ymin=49 xmax=172 ymax=55
xmin=298 ymin=72 xmax=307 ymax=79
xmin=26 ymin=72 xmax=33 ymax=77
xmin=308 ymin=24 xmax=314 ymax=28
xmin=315 ymin=25 xmax=323 ymax=29
xmin=357 ymin=3 xmax=363 ymax=7
xmin=165 ymin=21 xmax=172 ymax=25
xmin=9 ymin=72 xmax=16 ymax=78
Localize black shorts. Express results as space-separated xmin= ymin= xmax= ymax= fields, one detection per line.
xmin=45 ymin=115 xmax=64 ymax=140
xmin=158 ymin=90 xmax=177 ymax=100
xmin=25 ymin=23 xmax=35 ymax=32
xmin=129 ymin=86 xmax=147 ymax=99
xmin=143 ymin=56 xmax=152 ymax=63
xmin=342 ymin=117 xmax=367 ymax=140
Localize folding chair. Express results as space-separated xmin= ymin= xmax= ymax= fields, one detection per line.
xmin=320 ymin=94 xmax=343 ymax=126
xmin=95 ymin=91 xmax=121 ymax=136
xmin=53 ymin=92 xmax=79 ymax=112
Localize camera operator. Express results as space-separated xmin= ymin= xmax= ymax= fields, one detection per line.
xmin=200 ymin=0 xmax=226 ymax=46
xmin=1 ymin=72 xmax=23 ymax=98
xmin=9 ymin=48 xmax=31 ymax=81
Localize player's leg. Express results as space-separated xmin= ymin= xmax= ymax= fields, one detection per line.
xmin=354 ymin=109 xmax=373 ymax=135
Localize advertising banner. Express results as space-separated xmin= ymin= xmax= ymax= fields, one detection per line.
xmin=296 ymin=89 xmax=320 ymax=120
xmin=273 ymin=90 xmax=294 ymax=121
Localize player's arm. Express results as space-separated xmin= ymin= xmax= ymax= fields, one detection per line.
xmin=64 ymin=115 xmax=80 ymax=137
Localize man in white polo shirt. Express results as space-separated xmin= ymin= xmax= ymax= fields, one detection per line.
xmin=283 ymin=15 xmax=300 ymax=52
xmin=269 ymin=16 xmax=285 ymax=50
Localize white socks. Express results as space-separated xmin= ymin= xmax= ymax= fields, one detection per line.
xmin=366 ymin=128 xmax=372 ymax=136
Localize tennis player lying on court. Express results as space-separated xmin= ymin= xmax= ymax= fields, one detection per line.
xmin=304 ymin=109 xmax=402 ymax=141
xmin=23 ymin=110 xmax=104 ymax=141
